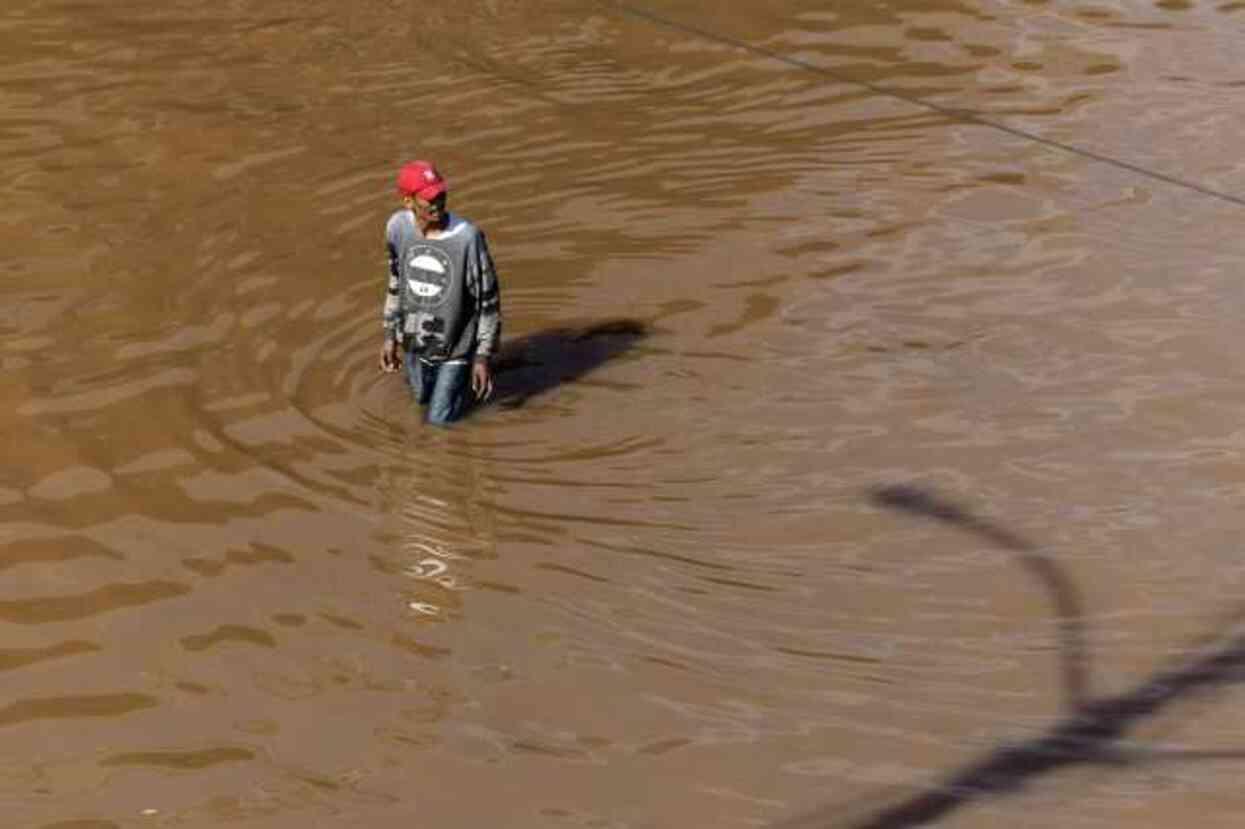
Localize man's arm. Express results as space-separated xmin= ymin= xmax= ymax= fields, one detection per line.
xmin=471 ymin=232 xmax=501 ymax=397
xmin=473 ymin=233 xmax=501 ymax=358
xmin=379 ymin=239 xmax=403 ymax=372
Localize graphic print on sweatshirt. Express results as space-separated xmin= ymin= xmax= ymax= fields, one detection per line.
xmin=401 ymin=245 xmax=453 ymax=311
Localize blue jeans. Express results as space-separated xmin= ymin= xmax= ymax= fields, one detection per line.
xmin=405 ymin=352 xmax=471 ymax=425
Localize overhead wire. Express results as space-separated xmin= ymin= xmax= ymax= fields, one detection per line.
xmin=606 ymin=1 xmax=1245 ymax=210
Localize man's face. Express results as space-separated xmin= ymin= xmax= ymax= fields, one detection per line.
xmin=407 ymin=192 xmax=447 ymax=231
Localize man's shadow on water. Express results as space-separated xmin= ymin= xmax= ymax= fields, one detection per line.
xmin=775 ymin=484 xmax=1245 ymax=829
xmin=478 ymin=318 xmax=649 ymax=413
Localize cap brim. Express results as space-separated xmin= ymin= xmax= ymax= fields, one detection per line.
xmin=413 ymin=182 xmax=447 ymax=201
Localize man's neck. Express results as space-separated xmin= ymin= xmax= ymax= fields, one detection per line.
xmin=419 ymin=217 xmax=449 ymax=239
xmin=425 ymin=226 xmax=446 ymax=240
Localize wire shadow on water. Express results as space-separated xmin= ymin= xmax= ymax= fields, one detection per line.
xmin=481 ymin=318 xmax=649 ymax=413
xmin=775 ymin=484 xmax=1245 ymax=829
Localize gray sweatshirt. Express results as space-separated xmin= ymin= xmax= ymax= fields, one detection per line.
xmin=383 ymin=210 xmax=501 ymax=360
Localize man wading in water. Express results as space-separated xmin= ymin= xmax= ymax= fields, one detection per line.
xmin=379 ymin=160 xmax=502 ymax=424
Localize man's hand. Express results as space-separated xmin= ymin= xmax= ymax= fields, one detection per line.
xmin=379 ymin=339 xmax=401 ymax=373
xmin=471 ymin=358 xmax=493 ymax=400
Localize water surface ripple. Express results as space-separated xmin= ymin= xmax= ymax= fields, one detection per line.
xmin=5 ymin=1 xmax=1245 ymax=827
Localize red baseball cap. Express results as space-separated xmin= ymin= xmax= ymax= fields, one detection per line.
xmin=396 ymin=160 xmax=448 ymax=200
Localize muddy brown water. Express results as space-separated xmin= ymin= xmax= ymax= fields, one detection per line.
xmin=6 ymin=1 xmax=1245 ymax=827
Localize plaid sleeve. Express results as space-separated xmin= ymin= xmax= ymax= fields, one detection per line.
xmin=383 ymin=239 xmax=402 ymax=338
xmin=473 ymin=232 xmax=501 ymax=358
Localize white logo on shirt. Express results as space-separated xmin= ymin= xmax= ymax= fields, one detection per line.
xmin=402 ymin=246 xmax=453 ymax=309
